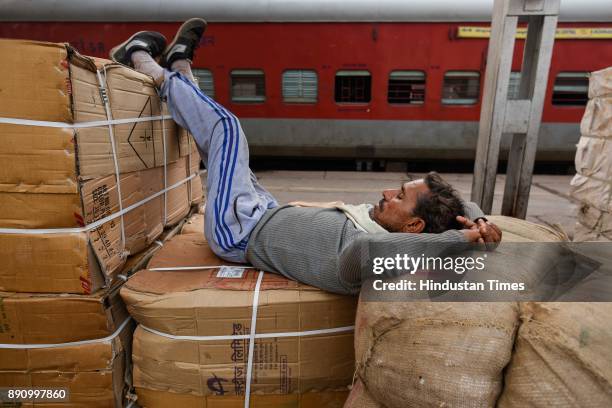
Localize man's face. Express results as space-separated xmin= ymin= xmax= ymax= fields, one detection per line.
xmin=371 ymin=179 xmax=430 ymax=233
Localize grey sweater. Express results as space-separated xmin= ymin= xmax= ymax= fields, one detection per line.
xmin=246 ymin=202 xmax=485 ymax=295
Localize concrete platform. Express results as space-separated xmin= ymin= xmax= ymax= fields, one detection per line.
xmin=255 ymin=171 xmax=578 ymax=238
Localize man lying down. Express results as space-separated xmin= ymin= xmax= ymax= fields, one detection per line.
xmin=109 ymin=18 xmax=502 ymax=295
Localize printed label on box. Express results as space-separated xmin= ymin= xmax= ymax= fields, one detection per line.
xmin=216 ymin=266 xmax=245 ymax=279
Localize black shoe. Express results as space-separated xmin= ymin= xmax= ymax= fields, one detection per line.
xmin=161 ymin=18 xmax=207 ymax=67
xmin=109 ymin=31 xmax=167 ymax=67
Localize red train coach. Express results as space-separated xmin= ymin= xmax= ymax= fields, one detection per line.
xmin=1 ymin=0 xmax=611 ymax=163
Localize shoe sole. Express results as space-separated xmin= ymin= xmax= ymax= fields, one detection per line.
xmin=109 ymin=31 xmax=166 ymax=65
xmin=163 ymin=18 xmax=207 ymax=62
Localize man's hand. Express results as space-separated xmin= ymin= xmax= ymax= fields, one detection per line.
xmin=462 ymin=228 xmax=484 ymax=243
xmin=456 ymin=216 xmax=502 ymax=248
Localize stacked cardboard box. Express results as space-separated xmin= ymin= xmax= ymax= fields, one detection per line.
xmin=0 ymin=288 xmax=133 ymax=407
xmin=0 ymin=38 xmax=203 ymax=294
xmin=0 ymin=38 xmax=203 ymax=406
xmin=570 ymin=67 xmax=612 ymax=241
xmin=121 ymin=232 xmax=357 ymax=407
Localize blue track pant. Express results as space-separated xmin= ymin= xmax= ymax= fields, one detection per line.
xmin=161 ymin=71 xmax=278 ymax=263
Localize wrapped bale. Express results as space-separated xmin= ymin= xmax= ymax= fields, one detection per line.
xmin=0 ymin=287 xmax=133 ymax=407
xmin=570 ymin=67 xmax=612 ymax=241
xmin=121 ymin=233 xmax=357 ymax=407
xmin=0 ymin=39 xmax=199 ymax=293
xmin=351 ymin=217 xmax=572 ymax=407
xmin=498 ymin=302 xmax=612 ymax=407
xmin=353 ymin=302 xmax=519 ymax=408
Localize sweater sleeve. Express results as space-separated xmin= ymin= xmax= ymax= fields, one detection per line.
xmin=337 ymin=229 xmax=468 ymax=294
xmin=464 ymin=201 xmax=486 ymax=220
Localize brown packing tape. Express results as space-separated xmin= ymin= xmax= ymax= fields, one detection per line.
xmin=0 ymin=286 xmax=127 ymax=345
xmin=135 ymin=387 xmax=349 ymax=408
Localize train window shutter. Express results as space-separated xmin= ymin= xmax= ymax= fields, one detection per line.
xmin=552 ymin=72 xmax=589 ymax=106
xmin=282 ymin=70 xmax=318 ymax=103
xmin=387 ymin=70 xmax=426 ymax=105
xmin=231 ymin=70 xmax=266 ymax=103
xmin=192 ymin=69 xmax=215 ymax=98
xmin=441 ymin=71 xmax=480 ymax=105
xmin=335 ymin=70 xmax=372 ymax=103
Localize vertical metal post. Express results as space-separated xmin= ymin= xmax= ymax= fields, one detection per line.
xmin=471 ymin=0 xmax=559 ymax=217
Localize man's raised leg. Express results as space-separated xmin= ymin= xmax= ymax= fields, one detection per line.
xmin=110 ymin=24 xmax=278 ymax=263
xmin=159 ymin=70 xmax=278 ymax=263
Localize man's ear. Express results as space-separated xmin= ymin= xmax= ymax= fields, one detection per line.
xmin=401 ymin=217 xmax=425 ymax=233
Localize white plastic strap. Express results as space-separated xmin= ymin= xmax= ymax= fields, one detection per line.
xmin=148 ymin=265 xmax=251 ymax=271
xmin=244 ymin=270 xmax=263 ymax=408
xmin=141 ymin=323 xmax=356 ymax=341
xmin=187 ymin=136 xmax=193 ymax=203
xmin=161 ymin=112 xmax=168 ymax=225
xmin=96 ymin=69 xmax=126 ymax=251
xmin=0 ymin=173 xmax=197 ymax=235
xmin=0 ymin=115 xmax=172 ymax=129
xmin=0 ymin=317 xmax=131 ymax=350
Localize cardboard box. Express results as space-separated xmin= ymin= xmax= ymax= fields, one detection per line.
xmin=0 ymin=318 xmax=133 ymax=408
xmin=0 ymin=285 xmax=127 ymax=345
xmin=0 ymin=39 xmax=199 ymax=293
xmin=135 ymin=377 xmax=349 ymax=408
xmin=121 ymin=233 xmax=357 ymax=402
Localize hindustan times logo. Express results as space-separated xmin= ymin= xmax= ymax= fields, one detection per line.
xmin=372 ymin=254 xmax=487 ymax=275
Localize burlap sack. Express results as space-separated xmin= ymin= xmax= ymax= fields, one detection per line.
xmin=344 ymin=379 xmax=381 ymax=408
xmin=498 ymin=302 xmax=612 ymax=407
xmin=354 ymin=302 xmax=519 ymax=408
xmin=487 ymin=215 xmax=568 ymax=242
xmin=570 ymin=67 xmax=612 ymax=241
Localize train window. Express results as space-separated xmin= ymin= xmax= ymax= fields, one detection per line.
xmin=387 ymin=71 xmax=425 ymax=104
xmin=335 ymin=70 xmax=371 ymax=103
xmin=282 ymin=70 xmax=318 ymax=103
xmin=231 ymin=70 xmax=266 ymax=103
xmin=508 ymin=72 xmax=521 ymax=100
xmin=192 ymin=69 xmax=215 ymax=98
xmin=441 ymin=71 xmax=480 ymax=105
xmin=552 ymin=72 xmax=589 ymax=106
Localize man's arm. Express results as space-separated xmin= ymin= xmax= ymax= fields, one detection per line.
xmin=337 ymin=230 xmax=472 ymax=294
xmin=464 ymin=201 xmax=485 ymax=220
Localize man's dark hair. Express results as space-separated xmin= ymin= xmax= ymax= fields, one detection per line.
xmin=412 ymin=172 xmax=465 ymax=233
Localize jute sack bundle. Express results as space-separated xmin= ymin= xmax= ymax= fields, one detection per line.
xmin=498 ymin=302 xmax=612 ymax=408
xmin=354 ymin=302 xmax=519 ymax=408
